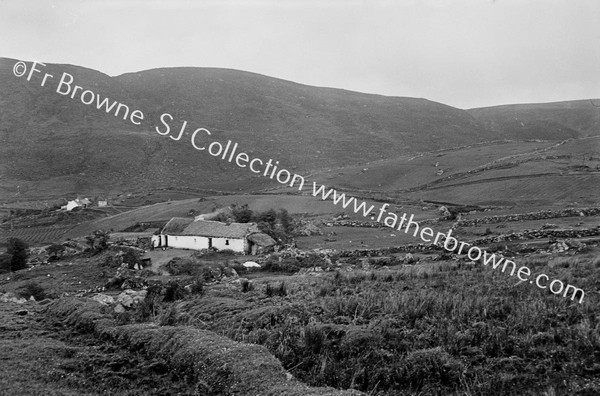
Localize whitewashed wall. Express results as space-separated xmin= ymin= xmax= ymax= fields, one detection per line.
xmin=152 ymin=234 xmax=246 ymax=253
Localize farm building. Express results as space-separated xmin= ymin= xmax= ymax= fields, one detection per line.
xmin=61 ymin=197 xmax=91 ymax=211
xmin=152 ymin=218 xmax=276 ymax=254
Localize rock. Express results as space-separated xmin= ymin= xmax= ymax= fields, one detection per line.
xmin=91 ymin=293 xmax=115 ymax=306
xmin=9 ymin=297 xmax=27 ymax=304
xmin=117 ymin=289 xmax=146 ymax=307
xmin=114 ymin=304 xmax=126 ymax=314
xmin=117 ymin=293 xmax=134 ymax=308
xmin=29 ymin=296 xmax=36 ymax=302
xmin=438 ymin=206 xmax=452 ymax=219
xmin=404 ymin=253 xmax=416 ymax=264
xmin=243 ymin=261 xmax=261 ymax=269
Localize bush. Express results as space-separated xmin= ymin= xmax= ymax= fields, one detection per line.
xmin=0 ymin=253 xmax=11 ymax=274
xmin=189 ymin=278 xmax=205 ymax=295
xmin=85 ymin=230 xmax=110 ymax=252
xmin=18 ymin=282 xmax=46 ymax=300
xmin=232 ymin=204 xmax=253 ymax=223
xmin=46 ymin=243 xmax=66 ymax=258
xmin=158 ymin=304 xmax=179 ymax=326
xmin=164 ymin=280 xmax=187 ymax=302
xmin=263 ymin=256 xmax=300 ymax=273
xmin=163 ymin=257 xmax=198 ymax=276
xmin=231 ymin=262 xmax=247 ymax=275
xmin=241 ymin=279 xmax=254 ymax=293
xmin=135 ymin=284 xmax=163 ymax=322
xmin=121 ymin=248 xmax=141 ymax=268
xmin=265 ymin=281 xmax=287 ymax=297
xmin=7 ymin=237 xmax=28 ymax=271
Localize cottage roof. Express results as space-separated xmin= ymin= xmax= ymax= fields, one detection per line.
xmin=247 ymin=232 xmax=276 ymax=247
xmin=162 ymin=217 xmax=194 ymax=234
xmin=162 ymin=218 xmax=260 ymax=239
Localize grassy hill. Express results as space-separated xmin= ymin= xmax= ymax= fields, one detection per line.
xmin=4 ymin=58 xmax=598 ymax=203
xmin=468 ymin=99 xmax=600 ymax=139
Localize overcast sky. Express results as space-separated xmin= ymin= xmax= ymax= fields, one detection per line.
xmin=1 ymin=0 xmax=598 ymax=109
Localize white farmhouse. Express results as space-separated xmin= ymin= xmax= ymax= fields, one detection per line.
xmin=61 ymin=197 xmax=92 ymax=211
xmin=152 ymin=218 xmax=275 ymax=254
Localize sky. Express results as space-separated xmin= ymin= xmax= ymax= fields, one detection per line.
xmin=0 ymin=0 xmax=599 ymax=109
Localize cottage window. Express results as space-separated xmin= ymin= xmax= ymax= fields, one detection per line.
xmin=225 ymin=240 xmax=229 ymax=246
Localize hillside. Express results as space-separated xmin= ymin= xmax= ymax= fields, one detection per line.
xmin=4 ymin=58 xmax=597 ymax=203
xmin=468 ymin=100 xmax=600 ymax=139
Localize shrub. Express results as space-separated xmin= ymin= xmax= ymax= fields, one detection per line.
xmin=265 ymin=281 xmax=287 ymax=297
xmin=121 ymin=248 xmax=141 ymax=267
xmin=189 ymin=278 xmax=205 ymax=295
xmin=163 ymin=257 xmax=198 ymax=276
xmin=263 ymin=256 xmax=300 ymax=273
xmin=18 ymin=282 xmax=46 ymax=300
xmin=46 ymin=243 xmax=66 ymax=258
xmin=164 ymin=280 xmax=187 ymax=302
xmin=265 ymin=282 xmax=274 ymax=297
xmin=279 ymin=208 xmax=293 ymax=233
xmin=158 ymin=304 xmax=179 ymax=326
xmin=232 ymin=204 xmax=253 ymax=223
xmin=277 ymin=281 xmax=287 ymax=296
xmin=241 ymin=279 xmax=254 ymax=293
xmin=85 ymin=230 xmax=110 ymax=252
xmin=0 ymin=253 xmax=11 ymax=274
xmin=7 ymin=237 xmax=28 ymax=271
xmin=230 ymin=262 xmax=247 ymax=275
xmin=135 ymin=284 xmax=163 ymax=322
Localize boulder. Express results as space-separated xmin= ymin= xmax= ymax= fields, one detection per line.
xmin=91 ymin=293 xmax=115 ymax=306
xmin=114 ymin=304 xmax=126 ymax=314
xmin=243 ymin=261 xmax=261 ymax=269
xmin=117 ymin=289 xmax=147 ymax=307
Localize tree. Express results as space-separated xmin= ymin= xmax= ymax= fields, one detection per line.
xmin=279 ymin=208 xmax=293 ymax=233
xmin=7 ymin=237 xmax=28 ymax=271
xmin=232 ymin=204 xmax=253 ymax=223
xmin=257 ymin=209 xmax=277 ymax=227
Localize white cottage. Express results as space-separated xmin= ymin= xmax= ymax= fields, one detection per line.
xmin=61 ymin=197 xmax=92 ymax=211
xmin=152 ymin=218 xmax=275 ymax=254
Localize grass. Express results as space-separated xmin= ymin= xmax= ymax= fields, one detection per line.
xmin=0 ymin=301 xmax=199 ymax=396
xmin=43 ymin=297 xmax=364 ymax=396
xmin=160 ymin=249 xmax=600 ymax=396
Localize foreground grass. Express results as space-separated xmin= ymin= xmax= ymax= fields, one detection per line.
xmin=0 ymin=301 xmax=199 ymax=396
xmin=168 ymin=252 xmax=600 ymax=395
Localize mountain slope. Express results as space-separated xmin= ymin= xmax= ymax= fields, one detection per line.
xmin=1 ymin=58 xmax=596 ymax=201
xmin=468 ymin=100 xmax=600 ymax=139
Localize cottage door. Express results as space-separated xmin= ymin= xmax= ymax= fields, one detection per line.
xmin=208 ymin=238 xmax=213 ymax=248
